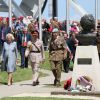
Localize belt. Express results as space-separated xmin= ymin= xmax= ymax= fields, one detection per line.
xmin=21 ymin=46 xmax=27 ymax=48
xmin=30 ymin=51 xmax=40 ymax=53
xmin=51 ymin=48 xmax=63 ymax=51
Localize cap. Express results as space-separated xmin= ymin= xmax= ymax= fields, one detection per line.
xmin=31 ymin=30 xmax=39 ymax=36
xmin=12 ymin=17 xmax=16 ymax=21
xmin=52 ymin=28 xmax=59 ymax=33
xmin=0 ymin=17 xmax=3 ymax=21
xmin=18 ymin=16 xmax=23 ymax=20
xmin=73 ymin=22 xmax=77 ymax=26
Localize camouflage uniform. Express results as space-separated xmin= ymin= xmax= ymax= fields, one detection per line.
xmin=49 ymin=35 xmax=67 ymax=86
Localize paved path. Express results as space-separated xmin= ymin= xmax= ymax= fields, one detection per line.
xmin=0 ymin=69 xmax=100 ymax=100
xmin=0 ymin=69 xmax=72 ymax=98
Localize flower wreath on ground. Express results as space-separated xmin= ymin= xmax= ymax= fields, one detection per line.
xmin=76 ymin=76 xmax=93 ymax=92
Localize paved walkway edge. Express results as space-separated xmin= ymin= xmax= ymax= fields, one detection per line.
xmin=11 ymin=93 xmax=100 ymax=100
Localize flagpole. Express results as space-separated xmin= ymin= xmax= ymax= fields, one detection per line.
xmin=66 ymin=0 xmax=70 ymax=37
xmin=39 ymin=0 xmax=42 ymax=41
xmin=95 ymin=0 xmax=98 ymax=31
xmin=8 ymin=0 xmax=12 ymax=28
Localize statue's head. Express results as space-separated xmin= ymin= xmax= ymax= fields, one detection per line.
xmin=80 ymin=14 xmax=95 ymax=32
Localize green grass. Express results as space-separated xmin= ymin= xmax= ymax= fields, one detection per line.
xmin=17 ymin=51 xmax=51 ymax=70
xmin=0 ymin=67 xmax=47 ymax=85
xmin=0 ymin=51 xmax=73 ymax=85
xmin=41 ymin=51 xmax=73 ymax=70
xmin=0 ymin=97 xmax=88 ymax=100
xmin=41 ymin=51 xmax=51 ymax=70
xmin=0 ymin=51 xmax=50 ymax=85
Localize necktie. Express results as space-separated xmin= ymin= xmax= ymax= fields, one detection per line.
xmin=1 ymin=29 xmax=4 ymax=40
xmin=22 ymin=34 xmax=27 ymax=47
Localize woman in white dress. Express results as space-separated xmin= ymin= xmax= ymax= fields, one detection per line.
xmin=25 ymin=30 xmax=45 ymax=86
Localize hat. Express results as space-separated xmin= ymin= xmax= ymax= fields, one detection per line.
xmin=52 ymin=28 xmax=59 ymax=33
xmin=18 ymin=16 xmax=23 ymax=20
xmin=0 ymin=17 xmax=3 ymax=21
xmin=31 ymin=30 xmax=39 ymax=36
xmin=6 ymin=17 xmax=9 ymax=21
xmin=73 ymin=22 xmax=77 ymax=26
xmin=12 ymin=17 xmax=16 ymax=21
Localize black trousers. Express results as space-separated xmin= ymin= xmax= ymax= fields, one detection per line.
xmin=20 ymin=47 xmax=28 ymax=68
xmin=63 ymin=58 xmax=70 ymax=72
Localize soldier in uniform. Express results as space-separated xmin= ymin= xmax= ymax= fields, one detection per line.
xmin=25 ymin=30 xmax=45 ymax=86
xmin=49 ymin=28 xmax=67 ymax=86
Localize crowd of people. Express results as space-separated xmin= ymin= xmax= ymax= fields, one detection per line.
xmin=0 ymin=14 xmax=100 ymax=87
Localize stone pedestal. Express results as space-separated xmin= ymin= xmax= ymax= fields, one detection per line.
xmin=71 ymin=46 xmax=100 ymax=91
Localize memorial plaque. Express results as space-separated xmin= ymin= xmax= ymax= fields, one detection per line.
xmin=77 ymin=58 xmax=92 ymax=64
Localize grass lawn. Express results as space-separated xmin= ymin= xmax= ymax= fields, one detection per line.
xmin=0 ymin=51 xmax=73 ymax=85
xmin=0 ymin=67 xmax=47 ymax=85
xmin=0 ymin=51 xmax=50 ymax=85
xmin=41 ymin=51 xmax=51 ymax=70
xmin=41 ymin=51 xmax=73 ymax=70
xmin=0 ymin=97 xmax=88 ymax=100
xmin=17 ymin=51 xmax=51 ymax=70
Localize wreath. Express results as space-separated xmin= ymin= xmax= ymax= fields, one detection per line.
xmin=76 ymin=76 xmax=93 ymax=91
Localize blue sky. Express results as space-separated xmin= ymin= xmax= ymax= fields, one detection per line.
xmin=0 ymin=0 xmax=100 ymax=21
xmin=43 ymin=0 xmax=100 ymax=21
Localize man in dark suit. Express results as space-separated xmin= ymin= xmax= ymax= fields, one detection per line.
xmin=0 ymin=22 xmax=11 ymax=47
xmin=17 ymin=27 xmax=31 ymax=68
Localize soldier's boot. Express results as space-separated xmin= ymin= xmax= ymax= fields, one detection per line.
xmin=36 ymin=79 xmax=39 ymax=85
xmin=52 ymin=69 xmax=57 ymax=85
xmin=56 ymin=65 xmax=62 ymax=87
xmin=32 ymin=81 xmax=37 ymax=86
xmin=56 ymin=80 xmax=61 ymax=87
